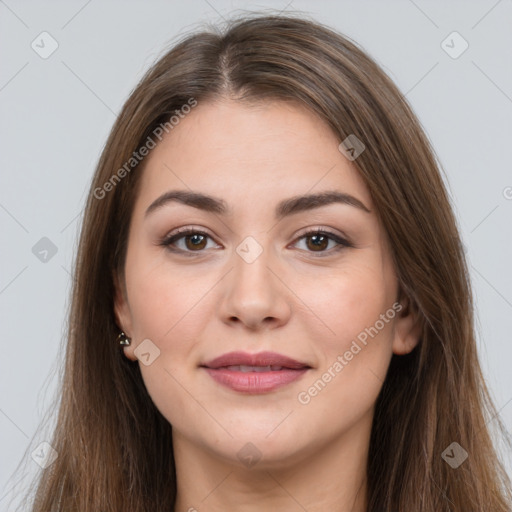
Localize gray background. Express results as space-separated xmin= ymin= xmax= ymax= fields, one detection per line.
xmin=1 ymin=0 xmax=511 ymax=508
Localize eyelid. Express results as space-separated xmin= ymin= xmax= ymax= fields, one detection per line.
xmin=159 ymin=226 xmax=220 ymax=253
xmin=163 ymin=225 xmax=214 ymax=240
xmin=293 ymin=225 xmax=351 ymax=244
xmin=290 ymin=227 xmax=353 ymax=256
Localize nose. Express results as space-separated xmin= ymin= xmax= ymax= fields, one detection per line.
xmin=217 ymin=241 xmax=292 ymax=331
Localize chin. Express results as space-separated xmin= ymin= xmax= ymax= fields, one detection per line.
xmin=205 ymin=425 xmax=315 ymax=471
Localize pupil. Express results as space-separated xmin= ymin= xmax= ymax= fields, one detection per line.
xmin=188 ymin=234 xmax=206 ymax=249
xmin=309 ymin=234 xmax=327 ymax=251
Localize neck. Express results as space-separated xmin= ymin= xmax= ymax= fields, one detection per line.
xmin=172 ymin=417 xmax=370 ymax=512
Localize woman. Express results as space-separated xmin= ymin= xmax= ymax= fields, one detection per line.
xmin=18 ymin=13 xmax=511 ymax=511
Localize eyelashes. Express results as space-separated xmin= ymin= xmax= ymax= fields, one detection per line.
xmin=158 ymin=227 xmax=353 ymax=257
xmin=160 ymin=228 xmax=217 ymax=254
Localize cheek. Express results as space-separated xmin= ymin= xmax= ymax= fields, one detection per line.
xmin=293 ymin=277 xmax=395 ymax=441
xmin=296 ymin=259 xmax=393 ymax=350
xmin=123 ymin=256 xmax=217 ymax=428
xmin=125 ymin=249 xmax=214 ymax=342
xmin=292 ymin=258 xmax=396 ymax=412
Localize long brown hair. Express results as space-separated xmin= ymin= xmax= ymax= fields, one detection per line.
xmin=12 ymin=12 xmax=511 ymax=511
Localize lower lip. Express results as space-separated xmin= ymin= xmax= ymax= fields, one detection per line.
xmin=203 ymin=367 xmax=309 ymax=394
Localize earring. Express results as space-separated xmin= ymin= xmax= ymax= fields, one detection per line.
xmin=117 ymin=331 xmax=131 ymax=346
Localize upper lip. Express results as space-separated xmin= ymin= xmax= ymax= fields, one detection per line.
xmin=201 ymin=351 xmax=310 ymax=370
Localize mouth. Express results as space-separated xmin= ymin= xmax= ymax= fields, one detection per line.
xmin=200 ymin=351 xmax=311 ymax=394
xmin=219 ymin=365 xmax=291 ymax=372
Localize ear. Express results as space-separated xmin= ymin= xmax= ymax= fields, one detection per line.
xmin=113 ymin=271 xmax=137 ymax=361
xmin=392 ymin=293 xmax=422 ymax=355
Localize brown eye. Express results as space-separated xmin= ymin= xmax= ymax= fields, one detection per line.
xmin=160 ymin=229 xmax=218 ymax=254
xmin=305 ymin=233 xmax=329 ymax=251
xmin=293 ymin=229 xmax=352 ymax=256
xmin=184 ymin=233 xmax=208 ymax=250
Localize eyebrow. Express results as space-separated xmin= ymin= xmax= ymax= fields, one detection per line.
xmin=145 ymin=189 xmax=371 ymax=219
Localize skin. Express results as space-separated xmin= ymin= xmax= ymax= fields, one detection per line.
xmin=114 ymin=98 xmax=420 ymax=511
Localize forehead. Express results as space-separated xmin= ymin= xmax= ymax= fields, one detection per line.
xmin=136 ymin=98 xmax=373 ymax=210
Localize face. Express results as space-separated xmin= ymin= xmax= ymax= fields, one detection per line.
xmin=114 ymin=98 xmax=419 ymax=469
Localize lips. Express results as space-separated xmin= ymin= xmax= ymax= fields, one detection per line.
xmin=202 ymin=351 xmax=309 ymax=370
xmin=201 ymin=351 xmax=311 ymax=394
